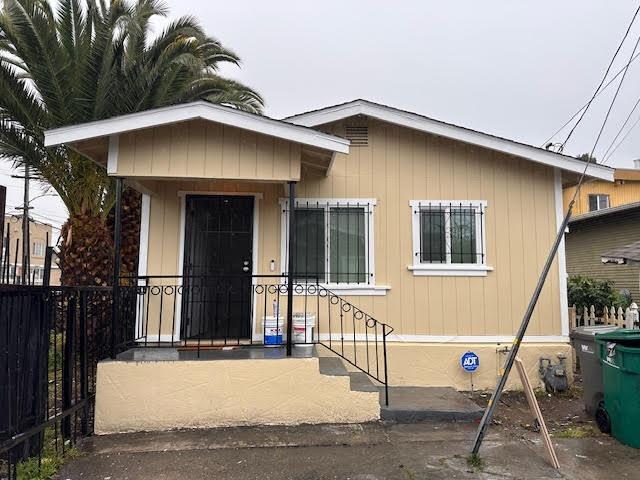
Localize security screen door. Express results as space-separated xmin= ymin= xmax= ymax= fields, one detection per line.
xmin=181 ymin=195 xmax=254 ymax=340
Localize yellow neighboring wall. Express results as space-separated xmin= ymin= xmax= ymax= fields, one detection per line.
xmin=563 ymin=168 xmax=640 ymax=214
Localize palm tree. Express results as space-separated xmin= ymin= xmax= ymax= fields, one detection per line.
xmin=0 ymin=0 xmax=263 ymax=285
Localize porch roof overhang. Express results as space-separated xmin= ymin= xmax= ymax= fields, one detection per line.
xmin=284 ymin=99 xmax=614 ymax=183
xmin=601 ymin=240 xmax=640 ymax=264
xmin=43 ymin=101 xmax=350 ymax=180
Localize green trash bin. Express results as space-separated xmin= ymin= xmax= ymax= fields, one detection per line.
xmin=595 ymin=330 xmax=640 ymax=448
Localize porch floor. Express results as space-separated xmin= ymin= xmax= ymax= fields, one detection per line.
xmin=116 ymin=344 xmax=316 ymax=361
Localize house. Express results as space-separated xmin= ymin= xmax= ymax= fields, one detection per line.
xmin=44 ymin=99 xmax=612 ymax=432
xmin=565 ymin=202 xmax=640 ymax=301
xmin=563 ymin=161 xmax=640 ymax=214
xmin=1 ymin=214 xmax=60 ymax=285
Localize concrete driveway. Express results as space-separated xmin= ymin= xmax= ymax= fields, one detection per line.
xmin=56 ymin=422 xmax=640 ymax=479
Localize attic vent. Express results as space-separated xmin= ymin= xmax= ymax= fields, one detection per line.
xmin=345 ymin=125 xmax=369 ymax=146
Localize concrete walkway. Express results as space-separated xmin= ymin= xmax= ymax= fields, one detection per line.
xmin=57 ymin=422 xmax=640 ymax=479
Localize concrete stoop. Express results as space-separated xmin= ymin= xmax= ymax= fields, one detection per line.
xmin=95 ymin=347 xmax=380 ymax=434
xmin=318 ymin=356 xmax=484 ymax=423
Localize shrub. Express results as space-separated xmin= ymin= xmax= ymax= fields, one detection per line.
xmin=567 ymin=275 xmax=631 ymax=314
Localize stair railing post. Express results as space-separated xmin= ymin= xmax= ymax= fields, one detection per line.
xmin=383 ymin=324 xmax=389 ymax=406
xmin=286 ymin=181 xmax=296 ymax=357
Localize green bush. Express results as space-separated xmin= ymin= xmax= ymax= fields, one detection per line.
xmin=568 ymin=275 xmax=631 ymax=314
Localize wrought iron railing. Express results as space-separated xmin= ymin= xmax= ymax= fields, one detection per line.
xmin=118 ymin=275 xmax=393 ymax=404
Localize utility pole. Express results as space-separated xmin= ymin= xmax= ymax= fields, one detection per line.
xmin=12 ymin=163 xmax=33 ymax=284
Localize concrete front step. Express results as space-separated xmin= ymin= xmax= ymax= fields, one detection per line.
xmin=381 ymin=387 xmax=484 ymax=423
xmin=317 ymin=356 xmax=484 ymax=423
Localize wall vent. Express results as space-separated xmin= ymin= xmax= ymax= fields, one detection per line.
xmin=345 ymin=125 xmax=369 ymax=146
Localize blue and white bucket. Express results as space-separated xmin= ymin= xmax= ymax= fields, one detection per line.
xmin=263 ymin=316 xmax=284 ymax=346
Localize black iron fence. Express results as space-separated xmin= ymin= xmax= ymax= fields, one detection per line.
xmin=0 ymin=285 xmax=113 ymax=480
xmin=121 ymin=274 xmax=393 ymax=403
xmin=0 ymin=275 xmax=394 ymax=477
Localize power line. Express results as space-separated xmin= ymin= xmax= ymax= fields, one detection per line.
xmin=472 ymin=3 xmax=640 ymax=456
xmin=603 ymin=114 xmax=640 ymax=163
xmin=558 ymin=4 xmax=640 ymax=151
xmin=542 ymin=49 xmax=640 ymax=147
xmin=589 ymin=33 xmax=640 ymax=160
xmin=601 ymin=91 xmax=640 ymax=162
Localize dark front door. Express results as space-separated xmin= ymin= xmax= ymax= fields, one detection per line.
xmin=181 ymin=195 xmax=254 ymax=340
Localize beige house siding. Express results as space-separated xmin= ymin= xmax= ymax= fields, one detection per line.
xmin=140 ymin=117 xmax=563 ymax=339
xmin=566 ymin=210 xmax=640 ymax=301
xmin=116 ymin=120 xmax=302 ymax=182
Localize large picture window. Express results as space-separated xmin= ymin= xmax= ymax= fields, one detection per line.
xmin=409 ymin=200 xmax=491 ymax=277
xmin=282 ymin=199 xmax=375 ymax=285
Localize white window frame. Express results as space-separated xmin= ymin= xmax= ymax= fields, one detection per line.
xmin=279 ymin=198 xmax=389 ymax=296
xmin=588 ymin=193 xmax=610 ymax=211
xmin=32 ymin=242 xmax=45 ymax=257
xmin=408 ymin=200 xmax=493 ymax=277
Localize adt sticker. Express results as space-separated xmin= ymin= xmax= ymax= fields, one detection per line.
xmin=461 ymin=351 xmax=479 ymax=372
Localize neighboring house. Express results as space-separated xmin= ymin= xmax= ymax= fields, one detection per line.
xmin=44 ymin=99 xmax=612 ymax=432
xmin=565 ymin=203 xmax=640 ymax=301
xmin=2 ymin=214 xmax=60 ymax=285
xmin=563 ymin=160 xmax=640 ymax=214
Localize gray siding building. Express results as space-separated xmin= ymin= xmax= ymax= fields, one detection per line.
xmin=566 ymin=203 xmax=640 ymax=302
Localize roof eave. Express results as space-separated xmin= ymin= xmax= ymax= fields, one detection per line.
xmin=44 ymin=101 xmax=350 ymax=154
xmin=284 ymin=100 xmax=614 ymax=182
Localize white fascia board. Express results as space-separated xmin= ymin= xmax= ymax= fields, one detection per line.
xmin=285 ymin=100 xmax=614 ymax=181
xmin=44 ymin=101 xmax=350 ymax=154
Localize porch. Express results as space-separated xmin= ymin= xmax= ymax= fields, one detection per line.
xmin=113 ymin=274 xmax=393 ymax=404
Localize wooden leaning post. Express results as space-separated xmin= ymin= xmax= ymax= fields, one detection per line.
xmin=514 ymin=357 xmax=560 ymax=470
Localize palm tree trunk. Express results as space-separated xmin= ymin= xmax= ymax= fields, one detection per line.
xmin=108 ymin=188 xmax=142 ymax=283
xmin=59 ymin=213 xmax=113 ymax=286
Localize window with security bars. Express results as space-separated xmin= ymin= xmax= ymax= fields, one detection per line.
xmin=281 ymin=200 xmax=375 ymax=284
xmin=411 ymin=201 xmax=486 ymax=265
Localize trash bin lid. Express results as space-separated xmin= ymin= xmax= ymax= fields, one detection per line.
xmin=595 ymin=329 xmax=640 ymax=346
xmin=570 ymin=325 xmax=620 ymax=341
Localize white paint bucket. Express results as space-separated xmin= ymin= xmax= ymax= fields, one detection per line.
xmin=263 ymin=316 xmax=283 ymax=346
xmin=292 ymin=314 xmax=315 ymax=344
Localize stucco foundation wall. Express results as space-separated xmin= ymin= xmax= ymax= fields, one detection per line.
xmin=384 ymin=342 xmax=572 ymax=390
xmin=94 ymin=357 xmax=379 ymax=434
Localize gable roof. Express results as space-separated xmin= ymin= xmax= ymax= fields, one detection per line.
xmin=284 ymin=99 xmax=613 ymax=181
xmin=44 ymin=101 xmax=350 ymax=154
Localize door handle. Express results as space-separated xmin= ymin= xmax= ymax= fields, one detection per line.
xmin=242 ymin=266 xmax=250 ymax=272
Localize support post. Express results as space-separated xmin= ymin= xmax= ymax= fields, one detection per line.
xmin=286 ymin=181 xmax=296 ymax=357
xmin=471 ymin=206 xmax=573 ymax=455
xmin=110 ymin=178 xmax=124 ymax=359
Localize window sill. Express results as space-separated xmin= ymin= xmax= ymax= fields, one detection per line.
xmin=291 ymin=283 xmax=391 ymax=296
xmin=408 ymin=264 xmax=493 ymax=277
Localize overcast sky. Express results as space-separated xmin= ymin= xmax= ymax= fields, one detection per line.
xmin=3 ymin=0 xmax=640 ymax=237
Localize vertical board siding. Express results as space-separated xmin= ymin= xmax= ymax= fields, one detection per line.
xmin=563 ymin=179 xmax=640 ymax=215
xmin=116 ymin=120 xmax=302 ymax=181
xmin=298 ymin=118 xmax=561 ymax=337
xmin=142 ymin=117 xmax=562 ymax=338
